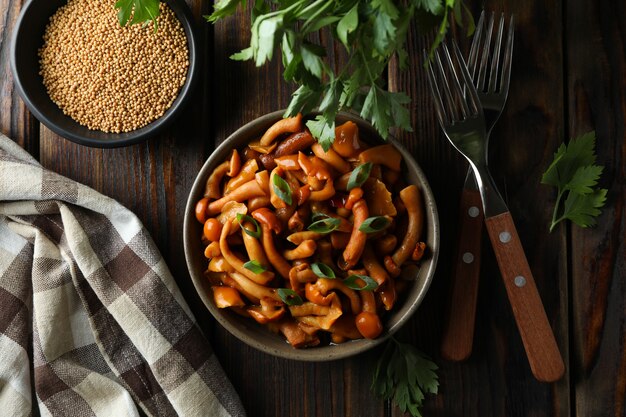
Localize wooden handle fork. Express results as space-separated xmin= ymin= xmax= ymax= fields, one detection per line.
xmin=485 ymin=212 xmax=565 ymax=382
xmin=441 ymin=188 xmax=483 ymax=361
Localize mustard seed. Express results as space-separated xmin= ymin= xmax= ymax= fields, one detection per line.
xmin=39 ymin=0 xmax=189 ymax=134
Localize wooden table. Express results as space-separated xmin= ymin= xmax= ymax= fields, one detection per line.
xmin=2 ymin=0 xmax=624 ymax=416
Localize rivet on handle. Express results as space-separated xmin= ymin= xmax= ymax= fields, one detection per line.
xmin=462 ymin=252 xmax=474 ymax=264
xmin=499 ymin=231 xmax=512 ymax=243
xmin=514 ymin=275 xmax=526 ymax=287
xmin=468 ymin=206 xmax=480 ymax=217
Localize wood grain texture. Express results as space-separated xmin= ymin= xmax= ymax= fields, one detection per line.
xmin=208 ymin=5 xmax=385 ymax=417
xmin=389 ymin=0 xmax=571 ymax=415
xmin=567 ymin=1 xmax=626 ymax=416
xmin=4 ymin=0 xmax=626 ymax=415
xmin=0 ymin=0 xmax=38 ymax=153
xmin=485 ymin=212 xmax=565 ymax=383
xmin=441 ymin=188 xmax=484 ymax=362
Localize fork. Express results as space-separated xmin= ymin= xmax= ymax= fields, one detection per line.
xmin=425 ymin=41 xmax=565 ymax=382
xmin=441 ymin=12 xmax=514 ymax=362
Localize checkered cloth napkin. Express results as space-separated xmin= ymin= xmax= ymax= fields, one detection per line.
xmin=0 ymin=134 xmax=246 ymax=417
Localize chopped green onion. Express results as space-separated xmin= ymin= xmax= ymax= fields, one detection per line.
xmin=243 ymin=260 xmax=266 ymax=274
xmin=347 ymin=162 xmax=373 ymax=190
xmin=311 ymin=212 xmax=330 ymax=222
xmin=343 ymin=275 xmax=379 ymax=291
xmin=311 ymin=262 xmax=336 ymax=279
xmin=359 ymin=216 xmax=391 ymax=233
xmin=277 ymin=288 xmax=304 ymax=306
xmin=307 ymin=217 xmax=341 ymax=234
xmin=236 ymin=214 xmax=261 ymax=238
xmin=272 ymin=173 xmax=293 ymax=205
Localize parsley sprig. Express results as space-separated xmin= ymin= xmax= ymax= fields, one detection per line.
xmin=115 ymin=0 xmax=160 ymax=29
xmin=371 ymin=338 xmax=439 ymax=417
xmin=206 ymin=0 xmax=472 ymax=150
xmin=541 ymin=131 xmax=607 ymax=232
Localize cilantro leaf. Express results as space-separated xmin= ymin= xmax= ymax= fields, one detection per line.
xmin=542 ymin=131 xmax=607 ymax=232
xmin=249 ymin=14 xmax=284 ymax=67
xmin=413 ymin=0 xmax=444 ymax=15
xmin=306 ymin=115 xmax=336 ymax=152
xmin=115 ymin=0 xmax=160 ymax=29
xmin=361 ymin=86 xmax=412 ymax=139
xmin=284 ymin=84 xmax=322 ymax=118
xmin=564 ymin=165 xmax=604 ymax=194
xmin=337 ymin=4 xmax=359 ymax=49
xmin=209 ymin=0 xmax=470 ymax=148
xmin=301 ymin=44 xmax=325 ymax=79
xmin=373 ymin=12 xmax=397 ymax=55
xmin=371 ymin=338 xmax=439 ymax=417
xmin=559 ymin=188 xmax=608 ymax=228
xmin=205 ymin=0 xmax=245 ymax=23
xmin=541 ymin=131 xmax=597 ymax=188
xmin=230 ymin=47 xmax=253 ymax=61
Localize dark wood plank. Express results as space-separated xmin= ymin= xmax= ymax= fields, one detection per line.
xmin=208 ymin=5 xmax=387 ymax=417
xmin=567 ymin=2 xmax=626 ymax=416
xmin=388 ymin=1 xmax=570 ymax=415
xmin=0 ymin=0 xmax=38 ymax=153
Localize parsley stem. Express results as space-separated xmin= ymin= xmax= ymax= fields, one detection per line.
xmin=301 ymin=0 xmax=334 ymax=32
xmin=549 ymin=189 xmax=566 ymax=232
xmin=298 ymin=0 xmax=325 ymax=14
xmin=358 ymin=47 xmax=377 ymax=85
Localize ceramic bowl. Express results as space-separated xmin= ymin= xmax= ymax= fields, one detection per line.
xmin=10 ymin=0 xmax=199 ymax=148
xmin=184 ymin=110 xmax=439 ymax=361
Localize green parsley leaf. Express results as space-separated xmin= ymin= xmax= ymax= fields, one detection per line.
xmin=541 ymin=131 xmax=607 ymax=232
xmin=277 ymin=288 xmax=304 ymax=306
xmin=541 ymin=131 xmax=597 ymax=189
xmin=243 ymin=260 xmax=266 ymax=274
xmin=205 ymin=0 xmax=245 ymax=23
xmin=371 ymin=338 xmax=439 ymax=417
xmin=337 ymin=4 xmax=359 ymax=49
xmin=209 ymin=0 xmax=470 ymax=147
xmin=284 ymin=85 xmax=322 ymax=117
xmin=414 ymin=0 xmax=444 ymax=15
xmin=231 ymin=47 xmax=253 ymax=61
xmin=306 ymin=115 xmax=336 ymax=152
xmin=362 ymin=87 xmax=413 ymax=139
xmin=559 ymin=188 xmax=608 ymax=229
xmin=301 ymin=43 xmax=325 ymax=79
xmin=115 ymin=0 xmax=160 ymax=29
xmin=564 ymin=165 xmax=604 ymax=194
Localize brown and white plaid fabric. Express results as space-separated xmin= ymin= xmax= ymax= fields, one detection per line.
xmin=0 ymin=134 xmax=246 ymax=417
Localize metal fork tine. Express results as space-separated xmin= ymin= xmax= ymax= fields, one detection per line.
xmin=500 ymin=15 xmax=515 ymax=93
xmin=477 ymin=12 xmax=495 ymax=92
xmin=452 ymin=41 xmax=480 ymax=116
xmin=424 ymin=50 xmax=449 ymax=126
xmin=467 ymin=11 xmax=485 ymax=79
xmin=488 ymin=13 xmax=505 ymax=93
xmin=442 ymin=42 xmax=470 ymax=119
xmin=434 ymin=49 xmax=459 ymax=121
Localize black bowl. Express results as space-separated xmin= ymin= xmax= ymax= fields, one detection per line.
xmin=10 ymin=0 xmax=199 ymax=148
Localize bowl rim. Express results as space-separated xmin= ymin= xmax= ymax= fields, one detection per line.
xmin=183 ymin=110 xmax=440 ymax=361
xmin=10 ymin=0 xmax=200 ymax=149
